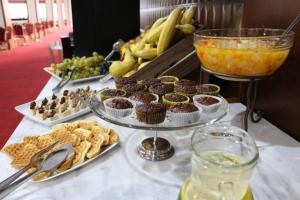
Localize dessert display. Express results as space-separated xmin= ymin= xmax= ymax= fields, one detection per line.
xmin=99 ymin=89 xmax=126 ymax=101
xmin=122 ymin=83 xmax=147 ymax=96
xmin=1 ymin=120 xmax=119 ymax=180
xmin=157 ymin=76 xmax=179 ymax=85
xmin=193 ymin=94 xmax=223 ymax=113
xmin=108 ymin=6 xmax=197 ymax=78
xmin=162 ymin=93 xmax=190 ymax=107
xmin=129 ymin=92 xmax=159 ymax=105
xmin=194 ymin=28 xmax=294 ymax=77
xmin=26 ymin=87 xmax=95 ymax=122
xmin=48 ymin=52 xmax=106 ymax=80
xmin=174 ymin=85 xmax=197 ymax=97
xmin=149 ymin=83 xmax=174 ymax=97
xmin=168 ymin=103 xmax=201 ymax=124
xmin=135 ymin=103 xmax=167 ymax=124
xmin=114 ymin=77 xmax=137 ymax=89
xmin=104 ymin=97 xmax=134 ymax=118
xmin=196 ymin=84 xmax=220 ymax=95
xmin=174 ymin=79 xmax=197 ymax=87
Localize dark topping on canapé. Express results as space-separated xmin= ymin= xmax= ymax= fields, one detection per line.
xmin=169 ymin=103 xmax=198 ymax=113
xmin=41 ymin=98 xmax=48 ymax=105
xmin=136 ymin=103 xmax=166 ymax=113
xmin=107 ymin=98 xmax=133 ymax=109
xmin=30 ymin=102 xmax=36 ymax=109
xmin=175 ymin=85 xmax=197 ymax=94
xmin=38 ymin=106 xmax=45 ymax=113
xmin=140 ymin=79 xmax=162 ymax=87
xmin=115 ymin=77 xmax=137 ymax=85
xmin=197 ymin=84 xmax=218 ymax=93
xmin=63 ymin=90 xmax=69 ymax=96
xmin=86 ymin=86 xmax=90 ymax=92
xmin=51 ymin=94 xmax=57 ymax=100
xmin=122 ymin=83 xmax=146 ymax=93
xmin=102 ymin=89 xmax=125 ymax=97
xmin=149 ymin=83 xmax=174 ymax=95
xmin=50 ymin=101 xmax=56 ymax=109
xmin=47 ymin=110 xmax=56 ymax=118
xmin=164 ymin=94 xmax=188 ymax=102
xmin=130 ymin=92 xmax=156 ymax=104
xmin=175 ymin=79 xmax=197 ymax=87
xmin=60 ymin=97 xmax=66 ymax=104
xmin=196 ymin=96 xmax=219 ymax=105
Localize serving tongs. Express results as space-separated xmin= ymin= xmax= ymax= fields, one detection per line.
xmin=52 ymin=68 xmax=76 ymax=93
xmin=0 ymin=143 xmax=73 ymax=199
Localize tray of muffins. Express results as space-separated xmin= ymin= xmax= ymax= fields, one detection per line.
xmin=89 ymin=76 xmax=228 ymax=130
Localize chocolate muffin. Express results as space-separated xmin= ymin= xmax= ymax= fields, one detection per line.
xmin=130 ymin=92 xmax=158 ymax=104
xmin=99 ymin=89 xmax=126 ymax=101
xmin=139 ymin=78 xmax=162 ymax=89
xmin=148 ymin=83 xmax=174 ymax=97
xmin=196 ymin=84 xmax=220 ymax=95
xmin=135 ymin=103 xmax=166 ymax=124
xmin=122 ymin=83 xmax=147 ymax=96
xmin=175 ymin=79 xmax=197 ymax=87
xmin=174 ymin=85 xmax=197 ymax=97
xmin=106 ymin=98 xmax=133 ymax=109
xmin=196 ymin=96 xmax=219 ymax=105
xmin=115 ymin=77 xmax=137 ymax=89
xmin=162 ymin=93 xmax=190 ymax=107
xmin=169 ymin=103 xmax=198 ymax=113
xmin=157 ymin=76 xmax=179 ymax=84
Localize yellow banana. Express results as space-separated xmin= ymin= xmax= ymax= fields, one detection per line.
xmin=181 ymin=6 xmax=196 ymax=24
xmin=132 ymin=48 xmax=157 ymax=60
xmin=157 ymin=7 xmax=184 ymax=55
xmin=148 ymin=17 xmax=167 ymax=35
xmin=176 ymin=24 xmax=196 ymax=34
xmin=109 ymin=50 xmax=136 ymax=77
xmin=137 ymin=61 xmax=151 ymax=70
xmin=145 ymin=22 xmax=165 ymax=43
xmin=123 ymin=69 xmax=137 ymax=77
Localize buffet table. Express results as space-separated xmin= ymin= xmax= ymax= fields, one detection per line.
xmin=1 ymin=77 xmax=300 ymax=200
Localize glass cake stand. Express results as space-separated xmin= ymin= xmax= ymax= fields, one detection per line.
xmin=89 ymin=93 xmax=229 ymax=161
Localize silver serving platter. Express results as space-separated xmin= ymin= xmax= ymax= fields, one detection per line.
xmin=33 ymin=142 xmax=119 ymax=182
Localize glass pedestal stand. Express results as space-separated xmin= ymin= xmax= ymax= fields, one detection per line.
xmin=89 ymin=93 xmax=228 ymax=161
xmin=201 ymin=66 xmax=269 ymax=131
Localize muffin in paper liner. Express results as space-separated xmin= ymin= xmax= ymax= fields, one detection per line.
xmin=196 ymin=84 xmax=220 ymax=96
xmin=193 ymin=94 xmax=223 ymax=113
xmin=103 ymin=97 xmax=135 ymax=118
xmin=168 ymin=107 xmax=202 ymax=125
xmin=135 ymin=103 xmax=167 ymax=124
xmin=99 ymin=89 xmax=126 ymax=101
xmin=129 ymin=93 xmax=159 ymax=106
xmin=162 ymin=93 xmax=190 ymax=107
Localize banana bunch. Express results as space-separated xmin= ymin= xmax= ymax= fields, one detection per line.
xmin=109 ymin=6 xmax=196 ymax=78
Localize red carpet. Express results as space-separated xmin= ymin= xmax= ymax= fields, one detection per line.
xmin=0 ymin=28 xmax=73 ymax=148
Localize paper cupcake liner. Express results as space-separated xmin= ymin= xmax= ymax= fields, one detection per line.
xmin=136 ymin=110 xmax=166 ymax=124
xmin=168 ymin=109 xmax=201 ymax=125
xmin=162 ymin=94 xmax=190 ymax=107
xmin=193 ymin=95 xmax=222 ymax=113
xmin=104 ymin=97 xmax=134 ymax=118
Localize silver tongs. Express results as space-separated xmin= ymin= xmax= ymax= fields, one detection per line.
xmin=52 ymin=68 xmax=76 ymax=93
xmin=0 ymin=143 xmax=74 ymax=199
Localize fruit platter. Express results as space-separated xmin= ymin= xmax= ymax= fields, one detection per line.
xmin=44 ymin=52 xmax=108 ymax=84
xmin=15 ymin=87 xmax=96 ymax=126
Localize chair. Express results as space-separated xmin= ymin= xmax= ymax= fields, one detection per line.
xmin=35 ymin=22 xmax=44 ymax=39
xmin=49 ymin=21 xmax=54 ymax=32
xmin=24 ymin=23 xmax=36 ymax=41
xmin=12 ymin=24 xmax=27 ymax=46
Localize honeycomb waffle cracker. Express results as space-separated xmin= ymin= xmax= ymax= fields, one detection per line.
xmin=50 ymin=130 xmax=80 ymax=146
xmin=109 ymin=129 xmax=119 ymax=144
xmin=72 ymin=140 xmax=91 ymax=165
xmin=76 ymin=120 xmax=98 ymax=130
xmin=73 ymin=128 xmax=92 ymax=141
xmin=91 ymin=125 xmax=110 ymax=145
xmin=1 ymin=143 xmax=26 ymax=159
xmin=57 ymin=154 xmax=75 ymax=172
xmin=86 ymin=134 xmax=104 ymax=159
xmin=53 ymin=122 xmax=79 ymax=133
xmin=32 ymin=171 xmax=52 ymax=181
xmin=11 ymin=143 xmax=39 ymax=168
xmin=23 ymin=136 xmax=39 ymax=145
xmin=37 ymin=135 xmax=54 ymax=149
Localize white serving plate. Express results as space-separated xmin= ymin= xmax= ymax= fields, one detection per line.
xmin=33 ymin=141 xmax=119 ymax=182
xmin=15 ymin=95 xmax=92 ymax=127
xmin=43 ymin=67 xmax=105 ymax=84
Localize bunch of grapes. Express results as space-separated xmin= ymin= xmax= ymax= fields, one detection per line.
xmin=49 ymin=52 xmax=105 ymax=80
